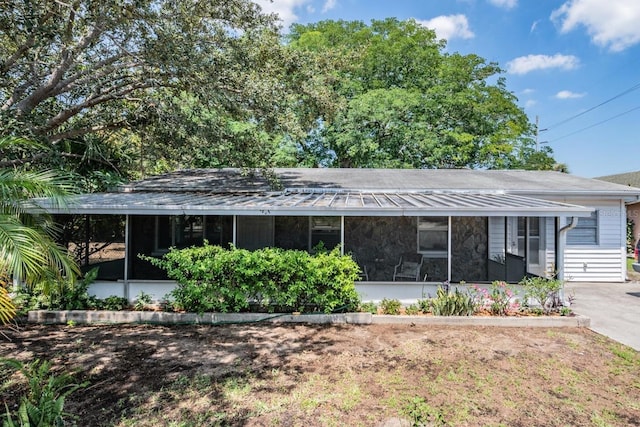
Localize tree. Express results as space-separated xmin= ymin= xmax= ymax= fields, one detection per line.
xmin=0 ymin=0 xmax=331 ymax=178
xmin=0 ymin=137 xmax=79 ymax=322
xmin=286 ymin=18 xmax=557 ymax=169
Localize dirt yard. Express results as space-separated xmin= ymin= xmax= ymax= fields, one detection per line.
xmin=1 ymin=323 xmax=639 ymax=426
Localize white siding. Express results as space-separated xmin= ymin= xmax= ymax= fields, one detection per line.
xmin=558 ymin=199 xmax=626 ymax=282
xmin=488 ymin=217 xmax=505 ymax=260
xmin=489 ymin=199 xmax=628 ymax=282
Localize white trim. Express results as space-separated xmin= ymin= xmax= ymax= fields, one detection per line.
xmin=341 ymin=216 xmax=345 ymax=255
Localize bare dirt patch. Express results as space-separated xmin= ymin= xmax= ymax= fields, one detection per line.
xmin=1 ymin=323 xmax=639 ymax=426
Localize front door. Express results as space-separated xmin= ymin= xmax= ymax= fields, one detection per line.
xmin=507 ymin=216 xmax=545 ymax=277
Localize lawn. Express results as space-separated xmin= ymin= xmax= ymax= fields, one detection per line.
xmin=1 ymin=323 xmax=639 ymax=426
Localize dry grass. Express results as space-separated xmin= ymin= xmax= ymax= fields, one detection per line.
xmin=1 ymin=324 xmax=639 ymax=427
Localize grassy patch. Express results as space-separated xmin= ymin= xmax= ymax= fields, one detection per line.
xmin=2 ymin=324 xmax=640 ymax=427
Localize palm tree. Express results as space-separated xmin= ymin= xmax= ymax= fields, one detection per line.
xmin=0 ymin=137 xmax=79 ymax=323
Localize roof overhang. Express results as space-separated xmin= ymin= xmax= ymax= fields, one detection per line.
xmin=36 ymin=190 xmax=594 ymax=217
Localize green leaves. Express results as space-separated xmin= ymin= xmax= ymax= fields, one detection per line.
xmin=0 ymin=137 xmax=79 ymax=325
xmin=1 ymin=358 xmax=86 ymax=427
xmin=0 ymin=287 xmax=15 ymax=325
xmin=287 ymin=18 xmax=553 ymax=170
xmin=142 ymin=244 xmax=361 ymax=314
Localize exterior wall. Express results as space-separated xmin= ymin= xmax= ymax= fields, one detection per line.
xmin=544 ymin=217 xmax=556 ymax=277
xmin=89 ymin=280 xmax=460 ymax=304
xmin=488 ymin=217 xmax=505 ymax=260
xmin=560 ymin=199 xmax=626 ymax=282
xmin=451 ymin=216 xmax=488 ymax=282
xmin=344 ymin=216 xmax=417 ymax=281
xmin=89 ymin=280 xmax=174 ymax=303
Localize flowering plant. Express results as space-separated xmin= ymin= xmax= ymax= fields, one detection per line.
xmin=470 ymin=281 xmax=520 ymax=316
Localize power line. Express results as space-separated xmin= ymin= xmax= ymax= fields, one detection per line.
xmin=546 ymin=81 xmax=640 ymax=130
xmin=549 ymin=105 xmax=640 ymax=142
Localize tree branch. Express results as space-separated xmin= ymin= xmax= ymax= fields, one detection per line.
xmin=49 ymin=122 xmax=126 ymax=143
xmin=13 ymin=24 xmax=103 ymax=116
xmin=40 ymin=81 xmax=155 ymax=136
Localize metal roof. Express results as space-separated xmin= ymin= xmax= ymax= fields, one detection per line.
xmin=37 ymin=189 xmax=593 ymax=217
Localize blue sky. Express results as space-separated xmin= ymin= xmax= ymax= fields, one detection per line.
xmin=255 ymin=0 xmax=640 ymax=178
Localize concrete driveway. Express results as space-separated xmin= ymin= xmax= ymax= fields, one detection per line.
xmin=565 ymin=281 xmax=640 ymax=351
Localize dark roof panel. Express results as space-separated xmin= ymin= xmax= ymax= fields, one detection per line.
xmin=121 ymin=168 xmax=640 ymax=196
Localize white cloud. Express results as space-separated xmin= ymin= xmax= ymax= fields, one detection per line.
xmin=530 ymin=20 xmax=539 ymax=33
xmin=322 ymin=0 xmax=337 ymax=13
xmin=521 ymin=88 xmax=536 ymax=95
xmin=416 ymin=15 xmax=475 ymax=40
xmin=254 ymin=0 xmax=310 ymax=28
xmin=551 ymin=0 xmax=640 ymax=52
xmin=525 ymin=99 xmax=537 ymax=109
xmin=556 ymin=90 xmax=586 ymax=99
xmin=488 ymin=0 xmax=517 ymax=9
xmin=506 ymin=54 xmax=580 ymax=74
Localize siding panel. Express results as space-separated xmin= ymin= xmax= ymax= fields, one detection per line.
xmin=555 ymin=199 xmax=627 ymax=282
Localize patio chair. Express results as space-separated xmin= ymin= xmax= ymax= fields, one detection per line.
xmin=352 ymin=254 xmax=369 ymax=281
xmin=393 ymin=253 xmax=424 ymax=281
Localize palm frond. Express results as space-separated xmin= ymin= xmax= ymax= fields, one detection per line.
xmin=0 ymin=169 xmax=77 ymax=216
xmin=0 ymin=286 xmax=16 ymax=325
xmin=0 ymin=136 xmax=47 ymax=151
xmin=0 ymin=136 xmax=80 ymax=291
xmin=0 ymin=215 xmax=79 ymax=286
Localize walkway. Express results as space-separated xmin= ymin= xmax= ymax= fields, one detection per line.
xmin=565 ymin=281 xmax=640 ymax=351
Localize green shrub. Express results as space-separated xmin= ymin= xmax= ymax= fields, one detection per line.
xmin=380 ymin=298 xmax=402 ymax=315
xmin=1 ymin=358 xmax=86 ymax=427
xmin=430 ymin=286 xmax=475 ymax=316
xmin=359 ymin=302 xmax=378 ymax=314
xmin=141 ymin=243 xmax=361 ymax=314
xmin=520 ymin=277 xmax=563 ymax=314
xmin=134 ymin=291 xmax=152 ymax=311
xmin=417 ymin=298 xmax=431 ymax=314
xmin=102 ymin=296 xmax=129 ymax=311
xmin=14 ymin=268 xmax=103 ymax=313
xmin=404 ymin=303 xmax=421 ymax=315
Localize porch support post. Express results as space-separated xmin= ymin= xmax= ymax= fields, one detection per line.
xmin=84 ymin=214 xmax=90 ymax=266
xmin=503 ymin=216 xmax=508 ymax=278
xmin=340 ymin=216 xmax=345 ymax=255
xmin=232 ymin=215 xmax=237 ymax=246
xmin=447 ymin=216 xmax=452 ymax=282
xmin=123 ymin=214 xmax=130 ymax=301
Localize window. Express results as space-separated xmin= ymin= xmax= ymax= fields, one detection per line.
xmin=310 ymin=217 xmax=341 ymax=251
xmin=567 ymin=211 xmax=598 ymax=246
xmin=418 ymin=216 xmax=448 ymax=258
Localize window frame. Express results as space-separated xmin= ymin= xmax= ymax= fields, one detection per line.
xmin=566 ymin=211 xmax=599 ymax=246
xmin=417 ymin=216 xmax=449 ymax=258
xmin=309 ymin=216 xmax=341 ymax=252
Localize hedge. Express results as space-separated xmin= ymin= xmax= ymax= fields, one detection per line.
xmin=141 ymin=243 xmax=361 ymax=313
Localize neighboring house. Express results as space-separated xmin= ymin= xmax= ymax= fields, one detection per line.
xmin=596 ymin=170 xmax=640 ymax=250
xmin=38 ymin=168 xmax=640 ymax=302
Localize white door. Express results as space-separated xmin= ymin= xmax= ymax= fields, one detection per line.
xmin=506 ymin=216 xmax=545 ymax=277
